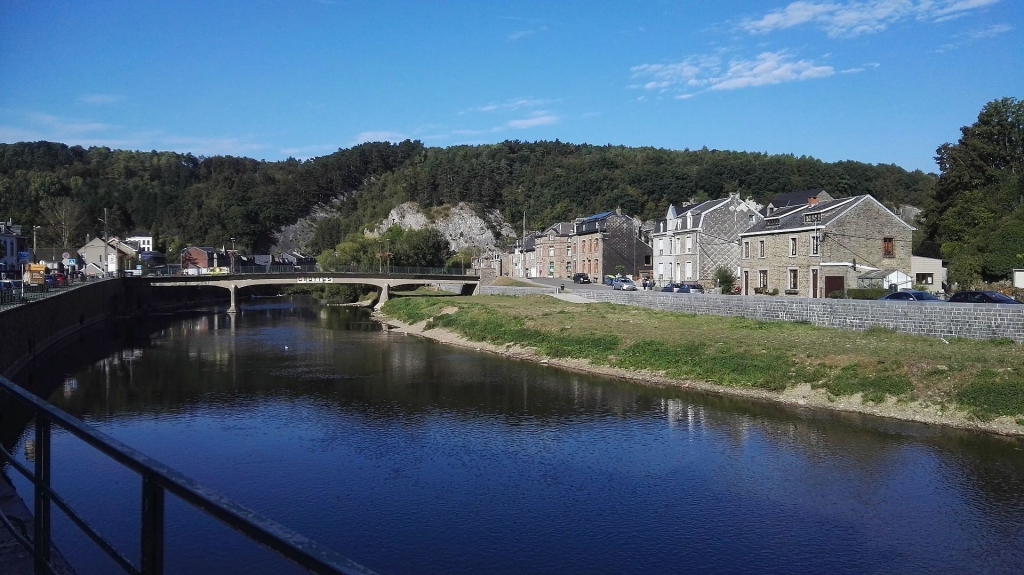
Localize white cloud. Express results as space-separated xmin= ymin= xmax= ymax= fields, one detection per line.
xmin=79 ymin=94 xmax=125 ymax=105
xmin=507 ymin=113 xmax=558 ymax=129
xmin=840 ymin=67 xmax=865 ymax=73
xmin=710 ymin=52 xmax=834 ymax=90
xmin=960 ymin=22 xmax=1012 ymax=39
xmin=0 ymin=110 xmax=270 ymax=156
xmin=279 ymin=144 xmax=337 ymax=159
xmin=740 ymin=0 xmax=1000 ymax=38
xmin=351 ymin=131 xmax=409 ymax=144
xmin=508 ymin=26 xmax=547 ymax=40
xmin=461 ymin=98 xmax=555 ymax=114
xmin=631 ymin=50 xmax=835 ymax=96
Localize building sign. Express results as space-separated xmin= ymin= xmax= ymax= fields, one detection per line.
xmin=296 ymin=277 xmax=333 ymax=284
xmin=16 ymin=251 xmax=30 ymax=264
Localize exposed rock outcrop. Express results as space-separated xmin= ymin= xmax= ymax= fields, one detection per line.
xmin=373 ymin=202 xmax=516 ymax=253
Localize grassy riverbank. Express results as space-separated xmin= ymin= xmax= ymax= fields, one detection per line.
xmin=381 ymin=295 xmax=1024 ymax=430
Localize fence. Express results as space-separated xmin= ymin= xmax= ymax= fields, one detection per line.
xmin=0 ymin=375 xmax=376 ymax=575
xmin=0 ymin=277 xmax=100 ymax=313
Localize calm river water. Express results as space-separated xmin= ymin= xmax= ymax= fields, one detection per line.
xmin=4 ymin=298 xmax=1024 ymax=574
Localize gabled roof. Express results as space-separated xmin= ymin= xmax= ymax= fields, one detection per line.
xmin=741 ymin=195 xmax=914 ymax=236
xmin=764 ymin=188 xmax=829 ymax=215
xmin=544 ymin=222 xmax=574 ymax=236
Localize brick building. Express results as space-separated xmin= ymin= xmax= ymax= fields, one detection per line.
xmin=571 ymin=210 xmax=652 ymax=281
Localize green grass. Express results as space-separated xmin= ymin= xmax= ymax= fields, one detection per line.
xmin=955 ymin=369 xmax=1024 ymax=420
xmin=813 ymin=364 xmax=914 ymax=403
xmin=380 ymin=295 xmax=1024 ymax=419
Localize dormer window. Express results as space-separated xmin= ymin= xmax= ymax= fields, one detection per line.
xmin=687 ymin=214 xmax=693 ymax=228
xmin=765 ymin=218 xmax=780 ymax=228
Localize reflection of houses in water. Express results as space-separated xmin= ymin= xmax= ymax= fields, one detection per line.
xmin=63 ymin=377 xmax=79 ymax=398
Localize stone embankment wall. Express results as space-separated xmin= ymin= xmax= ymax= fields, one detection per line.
xmin=479 ymin=286 xmax=558 ymax=297
xmin=476 ymin=287 xmax=1024 ymax=343
xmin=0 ymin=279 xmax=228 ymax=379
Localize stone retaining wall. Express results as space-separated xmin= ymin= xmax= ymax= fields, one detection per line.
xmin=479 ymin=286 xmax=559 ymax=297
xmin=570 ymin=291 xmax=1024 ymax=342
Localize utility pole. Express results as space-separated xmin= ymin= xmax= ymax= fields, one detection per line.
xmin=100 ymin=208 xmax=109 ymax=279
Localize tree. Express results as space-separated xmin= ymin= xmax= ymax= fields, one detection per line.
xmin=39 ymin=196 xmax=85 ymax=247
xmin=923 ymin=97 xmax=1024 ymax=283
xmin=714 ymin=266 xmax=737 ymax=294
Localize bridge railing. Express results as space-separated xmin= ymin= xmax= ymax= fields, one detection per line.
xmin=167 ymin=264 xmax=479 ymax=277
xmin=0 ymin=375 xmax=376 ymax=575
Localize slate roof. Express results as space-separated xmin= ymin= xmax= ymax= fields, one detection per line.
xmin=763 ymin=188 xmax=831 ymax=215
xmin=741 ymin=196 xmax=863 ymax=235
xmin=544 ymin=222 xmax=574 ymax=236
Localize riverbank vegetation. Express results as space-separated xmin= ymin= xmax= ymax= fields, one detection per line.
xmin=381 ymin=295 xmax=1024 ymax=423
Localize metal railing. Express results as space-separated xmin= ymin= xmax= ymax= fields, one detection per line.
xmin=157 ymin=265 xmax=479 ymax=277
xmin=0 ymin=277 xmax=102 ymax=313
xmin=0 ymin=376 xmax=377 ymax=575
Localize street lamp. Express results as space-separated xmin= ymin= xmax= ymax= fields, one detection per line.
xmin=229 ymin=237 xmax=236 ymax=272
xmin=32 ymin=225 xmax=40 ymax=263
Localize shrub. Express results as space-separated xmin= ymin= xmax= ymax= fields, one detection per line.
xmin=713 ymin=266 xmax=737 ymax=294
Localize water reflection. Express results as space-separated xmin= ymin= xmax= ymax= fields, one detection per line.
xmin=3 ymin=297 xmax=1023 ymax=575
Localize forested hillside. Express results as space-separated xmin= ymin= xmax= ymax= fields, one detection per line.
xmin=919 ymin=97 xmax=1024 ymax=285
xmin=0 ymin=138 xmax=936 ymax=259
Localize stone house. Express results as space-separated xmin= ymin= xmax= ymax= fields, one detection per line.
xmin=738 ymin=194 xmax=914 ymax=297
xmin=180 ymin=246 xmax=226 ymax=275
xmin=570 ymin=210 xmax=652 ymax=281
xmin=651 ymin=194 xmax=762 ymax=287
xmin=79 ymin=237 xmax=138 ymax=277
xmin=533 ymin=222 xmax=574 ymax=278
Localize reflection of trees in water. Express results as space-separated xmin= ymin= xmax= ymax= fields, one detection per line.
xmin=7 ymin=299 xmax=1024 ymax=531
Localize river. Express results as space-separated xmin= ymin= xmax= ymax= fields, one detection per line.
xmin=4 ymin=298 xmax=1024 ymax=574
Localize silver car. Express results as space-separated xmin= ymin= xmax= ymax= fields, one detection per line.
xmin=612 ymin=277 xmax=637 ymax=291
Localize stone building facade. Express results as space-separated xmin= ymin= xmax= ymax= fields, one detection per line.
xmin=533 ymin=222 xmax=574 ymax=278
xmin=651 ymin=194 xmax=761 ymax=286
xmin=738 ymin=195 xmax=914 ymax=297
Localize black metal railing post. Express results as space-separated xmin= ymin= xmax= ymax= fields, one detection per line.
xmin=141 ymin=474 xmax=165 ymax=575
xmin=34 ymin=415 xmax=51 ymax=574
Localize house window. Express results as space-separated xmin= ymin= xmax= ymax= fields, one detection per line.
xmin=789 ymin=237 xmax=797 ymax=257
xmin=811 ymin=234 xmax=819 ymax=256
xmin=883 ymin=237 xmax=895 ymax=258
xmin=743 ymin=241 xmax=750 ymax=259
xmin=548 ymin=246 xmax=554 ymax=257
xmin=685 ymin=235 xmax=693 ymax=253
xmin=567 ymin=246 xmax=571 ymax=257
xmin=658 ymin=238 xmax=664 ymax=256
xmin=658 ymin=263 xmax=664 ymax=278
xmin=758 ymin=270 xmax=768 ymax=288
xmin=685 ymin=261 xmax=693 ymax=279
xmin=748 ymin=214 xmax=755 ymax=224
xmin=758 ymin=240 xmax=765 ymax=258
xmin=549 ymin=262 xmax=555 ymax=274
xmin=789 ymin=269 xmax=798 ymax=290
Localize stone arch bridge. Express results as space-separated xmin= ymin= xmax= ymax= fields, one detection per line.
xmin=147 ymin=272 xmax=480 ymax=312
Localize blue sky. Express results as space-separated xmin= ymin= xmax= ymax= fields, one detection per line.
xmin=1 ymin=0 xmax=1020 ymax=172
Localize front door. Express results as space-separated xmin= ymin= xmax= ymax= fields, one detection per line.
xmin=811 ymin=268 xmax=819 ymax=298
xmin=824 ymin=275 xmax=844 ymax=298
xmin=743 ymin=271 xmax=749 ymax=295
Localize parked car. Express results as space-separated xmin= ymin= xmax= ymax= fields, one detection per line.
xmin=661 ymin=283 xmax=680 ymax=293
xmin=877 ymin=290 xmax=944 ymax=303
xmin=678 ymin=282 xmax=705 ymax=294
xmin=947 ymin=291 xmax=1022 ymax=304
xmin=572 ymin=273 xmax=591 ymax=284
xmin=612 ymin=277 xmax=637 ymax=291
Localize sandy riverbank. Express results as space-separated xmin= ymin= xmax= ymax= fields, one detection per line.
xmin=373 ymin=310 xmax=1024 ymax=437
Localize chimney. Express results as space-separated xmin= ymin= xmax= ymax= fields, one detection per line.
xmin=808 ymin=195 xmax=819 ymax=207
